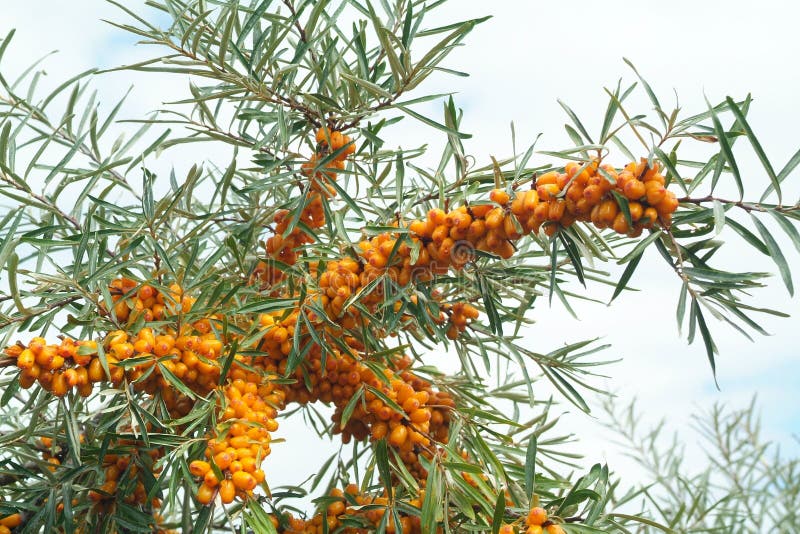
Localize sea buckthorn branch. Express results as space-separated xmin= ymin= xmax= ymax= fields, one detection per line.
xmin=1 ymin=2 xmax=798 ymax=531
xmin=2 ymin=66 xmax=795 ymax=534
xmin=0 ymin=124 xmax=686 ymax=533
xmin=174 ymin=129 xmax=678 ymax=528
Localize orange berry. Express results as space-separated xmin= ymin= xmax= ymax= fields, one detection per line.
xmin=642 ymin=207 xmax=658 ymax=227
xmin=253 ymin=469 xmax=266 ymax=483
xmin=388 ymin=424 xmax=408 ymax=447
xmin=490 ymin=189 xmax=510 ymax=205
xmin=213 ymin=451 xmax=233 ymax=471
xmin=628 ymin=202 xmax=643 ymax=222
xmin=485 ymin=208 xmax=505 ymax=230
xmin=612 ymin=212 xmax=630 ymax=234
xmin=316 ymin=127 xmax=331 ymax=144
xmin=189 ymin=460 xmax=211 ymax=477
xmin=0 ymin=514 xmax=22 ymax=528
xmin=218 ymin=480 xmax=236 ymax=504
xmin=196 ymin=483 xmax=216 ymax=505
xmin=51 ymin=372 xmax=69 ymax=397
xmin=371 ymin=422 xmax=388 ymax=440
xmin=644 ymin=181 xmax=666 ymax=205
xmin=657 ymin=190 xmax=679 ymax=215
xmin=231 ymin=471 xmax=257 ymax=491
xmin=526 ymin=507 xmax=548 ymax=526
xmin=597 ymin=199 xmax=619 ymax=225
xmin=537 ymin=183 xmax=560 ymax=201
xmin=137 ymin=284 xmax=155 ymax=301
xmin=16 ymin=349 xmax=35 ymax=369
xmin=428 ymin=208 xmax=447 ymax=226
xmin=100 ymin=480 xmax=118 ymax=495
xmin=203 ymin=470 xmax=220 ymax=488
xmin=623 ymin=179 xmax=646 ymax=200
xmin=329 ymin=131 xmax=345 ymax=150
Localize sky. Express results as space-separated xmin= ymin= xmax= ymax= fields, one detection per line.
xmin=1 ymin=0 xmax=799 ymax=511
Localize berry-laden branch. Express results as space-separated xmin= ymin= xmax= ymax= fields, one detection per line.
xmin=1 ymin=125 xmax=679 ymax=532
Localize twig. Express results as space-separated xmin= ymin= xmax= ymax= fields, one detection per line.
xmin=0 ymin=295 xmax=82 ymax=330
xmin=677 ymin=195 xmax=799 ymax=214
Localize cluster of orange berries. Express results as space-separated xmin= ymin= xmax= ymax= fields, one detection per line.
xmin=189 ymin=372 xmax=280 ymax=505
xmin=306 ymin=230 xmax=481 ymax=334
xmin=88 ymin=445 xmax=163 ymax=512
xmin=5 ymin=337 xmax=99 ymax=396
xmin=307 ymin=126 xmax=355 ymax=193
xmin=26 ymin=435 xmax=172 ymax=533
xmin=398 ymin=159 xmax=676 ymax=269
xmin=4 ymin=328 xmax=221 ymax=420
xmin=443 ymin=302 xmax=481 ymax=340
xmin=525 ymin=158 xmax=677 ymax=237
xmin=5 ymin=278 xmax=217 ymax=405
xmin=125 ymin=324 xmax=225 ymax=414
xmin=255 ymin=129 xmax=482 ymax=340
xmin=314 ymin=256 xmax=371 ymax=328
xmin=3 ymin=280 xmax=231 ymax=418
xmin=259 ymin=127 xmax=354 ymax=282
xmin=105 ymin=278 xmax=194 ymax=324
xmin=315 ymin=127 xmax=357 ymax=160
xmin=301 ymin=159 xmax=677 ymax=332
xmin=327 ymin=356 xmax=453 ymax=479
xmin=272 ymin=485 xmax=428 ymax=534
xmin=241 ymin=315 xmax=453 ymax=479
xmin=497 ymin=506 xmax=564 ymax=534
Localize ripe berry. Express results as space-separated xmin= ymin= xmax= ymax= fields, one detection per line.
xmin=218 ymin=479 xmax=236 ymax=504
xmin=526 ymin=507 xmax=547 ymax=526
xmin=196 ymin=483 xmax=216 ymax=505
xmin=490 ymin=189 xmax=511 ymax=205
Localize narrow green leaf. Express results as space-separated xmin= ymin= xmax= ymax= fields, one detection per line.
xmin=421 ymin=462 xmax=442 ymax=533
xmin=616 ymin=230 xmax=662 ymax=265
xmin=623 ymin=58 xmax=666 ymax=127
xmin=726 ymin=218 xmax=768 ymax=255
xmin=725 ymin=96 xmax=780 ymax=202
xmin=693 ymin=299 xmax=718 ymax=387
xmin=524 ymin=434 xmax=537 ymax=500
xmin=611 ymin=190 xmax=632 ymax=228
xmin=375 ymin=439 xmax=393 ymax=495
xmin=750 ymin=214 xmax=793 ymax=295
xmin=244 ymin=497 xmax=279 ymax=534
xmin=557 ymin=99 xmax=593 ymax=143
xmin=0 ymin=209 xmax=23 ymax=272
xmin=341 ymin=73 xmax=392 ymax=98
xmin=491 ymin=491 xmax=505 ymax=534
xmin=339 ymin=386 xmax=364 ymax=429
xmin=706 ymin=97 xmax=743 ymax=199
xmin=395 ymin=104 xmax=471 ymax=139
xmin=548 ymin=236 xmax=558 ymax=305
xmin=7 ymin=253 xmax=29 ymax=314
xmin=157 ymin=361 xmax=197 ymax=399
xmin=769 ymin=211 xmax=800 ymax=255
xmin=611 ymin=250 xmax=643 ymax=302
xmin=712 ymin=200 xmax=725 ymax=235
xmin=676 ymin=281 xmax=688 ymax=334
